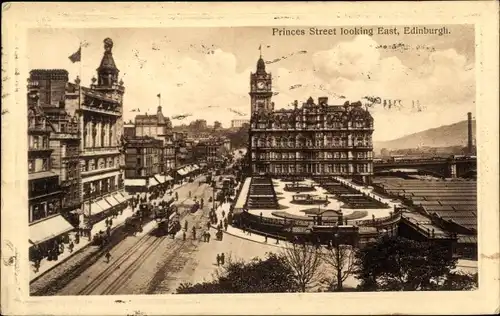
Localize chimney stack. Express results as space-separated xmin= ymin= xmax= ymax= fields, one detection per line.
xmin=467 ymin=112 xmax=473 ymax=154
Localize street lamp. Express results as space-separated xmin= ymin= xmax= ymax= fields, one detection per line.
xmin=86 ymin=183 xmax=97 ymax=240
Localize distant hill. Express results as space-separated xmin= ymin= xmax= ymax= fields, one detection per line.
xmin=374 ymin=120 xmax=476 ymax=153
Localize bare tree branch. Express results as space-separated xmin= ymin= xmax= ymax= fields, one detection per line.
xmin=281 ymin=242 xmax=323 ymax=292
xmin=321 ymin=244 xmax=357 ymax=291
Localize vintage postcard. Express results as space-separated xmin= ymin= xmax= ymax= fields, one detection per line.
xmin=1 ymin=2 xmax=499 ymax=315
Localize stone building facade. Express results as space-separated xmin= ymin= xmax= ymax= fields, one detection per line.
xmin=27 ymin=99 xmax=63 ymax=224
xmin=123 ymin=136 xmax=166 ymax=192
xmin=134 ymin=106 xmax=176 ymax=174
xmin=248 ymin=56 xmax=375 ymax=184
xmin=61 ymin=38 xmax=130 ymax=225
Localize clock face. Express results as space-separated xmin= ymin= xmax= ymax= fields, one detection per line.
xmin=257 ymin=81 xmax=265 ymax=89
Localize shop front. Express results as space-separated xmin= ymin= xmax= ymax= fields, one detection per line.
xmin=29 ymin=214 xmax=74 ymax=263
xmin=147 ymin=176 xmax=161 ymax=191
xmin=124 ymin=178 xmax=148 ymax=194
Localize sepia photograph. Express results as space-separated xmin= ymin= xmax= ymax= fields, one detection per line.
xmin=1 ymin=2 xmax=499 ymax=316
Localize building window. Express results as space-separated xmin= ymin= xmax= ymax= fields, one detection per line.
xmin=31 ymin=203 xmax=46 ymax=222
xmin=98 ymin=158 xmax=105 ymax=169
xmin=28 ymin=160 xmax=35 ymax=172
xmin=42 ymin=159 xmax=49 ymax=171
xmin=47 ymin=202 xmax=57 ymax=217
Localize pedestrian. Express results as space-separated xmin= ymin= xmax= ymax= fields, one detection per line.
xmin=34 ymin=260 xmax=40 ymax=273
xmin=207 ymin=231 xmax=211 ymax=243
xmin=182 ymin=230 xmax=186 ymax=241
xmin=106 ymin=226 xmax=111 ymax=237
xmin=220 ymin=253 xmax=225 ymax=265
xmin=222 ymin=210 xmax=225 ymax=218
xmin=189 ymin=191 xmax=192 ymax=198
xmin=224 ymin=222 xmax=228 ymax=231
xmin=265 ymin=234 xmax=268 ymax=243
xmin=109 ymin=218 xmax=113 ymax=227
xmin=207 ymin=221 xmax=211 ymax=230
xmin=105 ymin=251 xmax=111 ymax=263
xmin=105 ymin=218 xmax=109 ymax=227
xmin=69 ymin=241 xmax=74 ymax=253
xmin=184 ymin=220 xmax=188 ymax=231
xmin=216 ymin=254 xmax=220 ymax=266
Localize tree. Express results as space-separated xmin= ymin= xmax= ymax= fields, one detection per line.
xmin=322 ymin=243 xmax=357 ymax=291
xmin=226 ymin=125 xmax=248 ymax=149
xmin=176 ymin=253 xmax=298 ymax=294
xmin=214 ymin=121 xmax=222 ymax=130
xmin=281 ymin=242 xmax=323 ymax=292
xmin=439 ymin=272 xmax=478 ymax=291
xmin=355 ymin=236 xmax=472 ymax=291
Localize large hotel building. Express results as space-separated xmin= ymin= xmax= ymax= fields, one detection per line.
xmin=248 ymin=56 xmax=375 ymax=184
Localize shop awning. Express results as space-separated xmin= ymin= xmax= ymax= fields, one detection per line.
xmin=86 ymin=201 xmax=105 ymax=216
xmin=105 ymin=195 xmax=119 ymax=207
xmin=96 ymin=199 xmax=112 ymax=213
xmin=154 ymin=174 xmax=166 ymax=184
xmin=120 ymin=191 xmax=132 ymax=201
xmin=113 ymin=192 xmax=127 ymax=204
xmin=125 ymin=179 xmax=147 ymax=186
xmin=148 ymin=177 xmax=160 ymax=187
xmin=29 ymin=215 xmax=74 ymax=245
xmin=165 ymin=175 xmax=174 ymax=182
xmin=177 ymin=169 xmax=187 ymax=176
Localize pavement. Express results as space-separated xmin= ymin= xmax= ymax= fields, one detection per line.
xmin=29 ymin=180 xmax=193 ymax=283
xmin=54 ymin=179 xmax=214 ymax=295
xmin=168 ymin=200 xmax=361 ymax=292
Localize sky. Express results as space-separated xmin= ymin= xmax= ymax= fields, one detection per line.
xmin=27 ymin=25 xmax=475 ymax=141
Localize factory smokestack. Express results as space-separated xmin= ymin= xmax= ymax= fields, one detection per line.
xmin=467 ymin=112 xmax=473 ymax=154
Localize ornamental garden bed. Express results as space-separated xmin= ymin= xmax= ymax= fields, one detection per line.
xmin=284 ymin=183 xmax=316 ymax=193
xmin=290 ymin=194 xmax=329 ymax=205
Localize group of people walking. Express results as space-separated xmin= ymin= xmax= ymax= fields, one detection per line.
xmin=216 ymin=253 xmax=225 ymax=266
xmin=30 ymin=233 xmax=78 ymax=273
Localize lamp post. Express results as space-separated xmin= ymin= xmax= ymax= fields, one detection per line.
xmin=212 ymin=181 xmax=217 ymax=212
xmin=87 ymin=183 xmax=97 ymax=241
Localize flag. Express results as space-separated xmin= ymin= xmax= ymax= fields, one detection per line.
xmin=157 ymin=93 xmax=161 ymax=98
xmin=68 ymin=47 xmax=81 ymax=63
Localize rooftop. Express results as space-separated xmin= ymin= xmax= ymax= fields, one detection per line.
xmin=373 ymin=177 xmax=477 ymax=233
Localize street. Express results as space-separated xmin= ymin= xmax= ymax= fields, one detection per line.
xmin=39 ymin=179 xmax=212 ymax=295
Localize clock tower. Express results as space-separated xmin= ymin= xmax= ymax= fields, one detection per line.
xmin=249 ymin=55 xmax=273 ymax=115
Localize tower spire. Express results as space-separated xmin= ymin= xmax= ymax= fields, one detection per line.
xmin=259 ymin=44 xmax=262 ymax=58
xmin=96 ymin=38 xmax=119 ymax=87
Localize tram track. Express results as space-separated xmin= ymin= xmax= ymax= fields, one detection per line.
xmin=74 ymin=183 xmax=210 ymax=295
xmin=145 ymin=186 xmax=214 ymax=294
